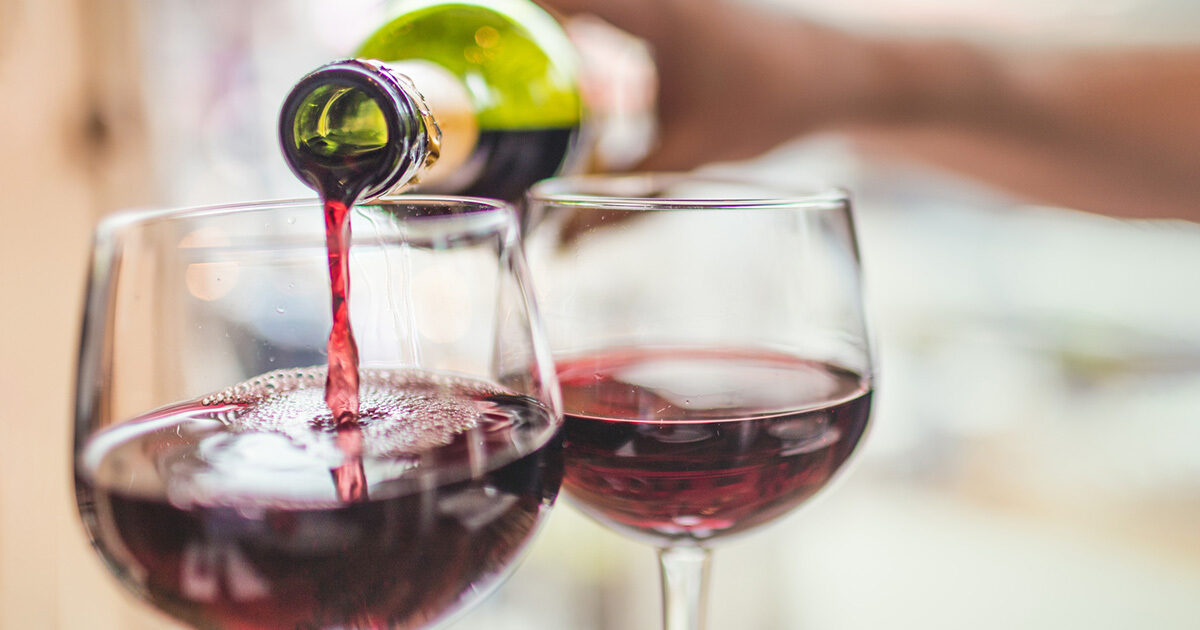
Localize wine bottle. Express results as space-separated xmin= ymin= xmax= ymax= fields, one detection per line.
xmin=279 ymin=0 xmax=584 ymax=203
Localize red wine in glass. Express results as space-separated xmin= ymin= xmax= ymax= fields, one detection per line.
xmin=75 ymin=368 xmax=562 ymax=630
xmin=557 ymin=347 xmax=871 ymax=546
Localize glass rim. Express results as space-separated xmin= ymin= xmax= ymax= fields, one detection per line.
xmin=527 ymin=172 xmax=850 ymax=211
xmin=94 ymin=195 xmax=517 ymax=237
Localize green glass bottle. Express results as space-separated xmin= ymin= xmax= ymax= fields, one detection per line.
xmin=279 ymin=0 xmax=583 ymax=203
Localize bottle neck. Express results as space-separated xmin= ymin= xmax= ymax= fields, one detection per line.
xmin=279 ymin=59 xmax=444 ymax=202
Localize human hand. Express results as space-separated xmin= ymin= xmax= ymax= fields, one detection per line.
xmin=540 ymin=0 xmax=873 ymax=170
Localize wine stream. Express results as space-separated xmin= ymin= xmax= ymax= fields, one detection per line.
xmin=322 ymin=197 xmax=368 ymax=502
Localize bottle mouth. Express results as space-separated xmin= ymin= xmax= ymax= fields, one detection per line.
xmin=279 ymin=59 xmax=433 ymax=201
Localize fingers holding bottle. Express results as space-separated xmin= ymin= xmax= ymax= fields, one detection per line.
xmin=538 ymin=0 xmax=887 ymax=171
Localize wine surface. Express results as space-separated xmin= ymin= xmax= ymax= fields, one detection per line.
xmin=76 ymin=368 xmax=562 ymax=630
xmin=557 ymin=348 xmax=871 ymax=545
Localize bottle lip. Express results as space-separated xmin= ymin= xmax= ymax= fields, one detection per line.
xmin=278 ymin=59 xmax=432 ymax=201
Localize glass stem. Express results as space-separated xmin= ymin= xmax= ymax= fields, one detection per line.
xmin=657 ymin=545 xmax=712 ymax=630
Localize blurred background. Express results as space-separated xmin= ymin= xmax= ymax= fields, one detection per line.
xmin=3 ymin=0 xmax=1200 ymax=627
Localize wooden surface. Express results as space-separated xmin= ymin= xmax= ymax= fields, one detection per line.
xmin=0 ymin=0 xmax=162 ymax=626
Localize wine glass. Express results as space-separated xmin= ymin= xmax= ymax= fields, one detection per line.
xmin=73 ymin=197 xmax=563 ymax=629
xmin=524 ymin=173 xmax=874 ymax=629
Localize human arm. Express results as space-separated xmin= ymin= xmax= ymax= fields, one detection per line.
xmin=542 ymin=0 xmax=1200 ymax=219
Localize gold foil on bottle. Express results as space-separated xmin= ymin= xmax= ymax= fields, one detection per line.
xmin=388 ymin=60 xmax=481 ymax=188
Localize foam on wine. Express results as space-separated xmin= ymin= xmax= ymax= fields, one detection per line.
xmin=202 ymin=366 xmax=501 ymax=458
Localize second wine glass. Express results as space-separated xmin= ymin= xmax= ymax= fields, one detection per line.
xmin=525 ymin=173 xmax=875 ymax=630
